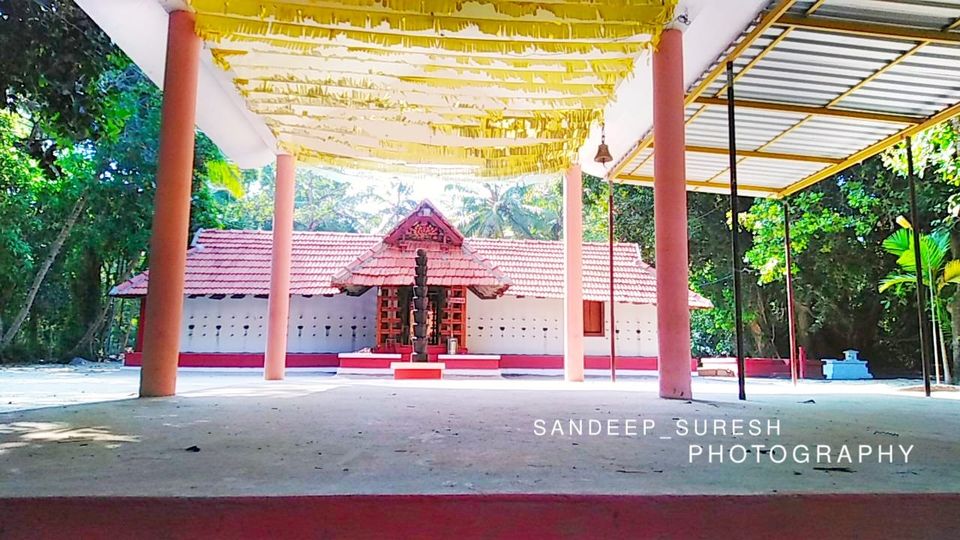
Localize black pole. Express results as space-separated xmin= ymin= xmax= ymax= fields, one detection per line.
xmin=608 ymin=175 xmax=617 ymax=382
xmin=784 ymin=200 xmax=799 ymax=386
xmin=906 ymin=137 xmax=932 ymax=396
xmin=726 ymin=61 xmax=747 ymax=401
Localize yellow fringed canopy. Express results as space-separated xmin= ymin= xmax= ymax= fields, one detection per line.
xmin=188 ymin=0 xmax=677 ymax=177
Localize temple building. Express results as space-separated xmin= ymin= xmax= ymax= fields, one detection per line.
xmin=112 ymin=201 xmax=710 ymax=375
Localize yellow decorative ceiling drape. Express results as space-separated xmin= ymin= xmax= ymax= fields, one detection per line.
xmin=187 ymin=0 xmax=677 ymax=177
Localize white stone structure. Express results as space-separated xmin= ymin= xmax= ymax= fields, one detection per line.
xmin=178 ymin=290 xmax=658 ymax=357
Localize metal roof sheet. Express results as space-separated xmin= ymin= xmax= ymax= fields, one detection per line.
xmin=612 ymin=0 xmax=960 ymax=198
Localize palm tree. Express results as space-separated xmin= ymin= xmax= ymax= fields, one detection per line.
xmin=448 ymin=182 xmax=550 ymax=239
xmin=293 ymin=169 xmax=374 ymax=232
xmin=366 ymin=179 xmax=418 ymax=233
xmin=879 ymin=217 xmax=959 ymax=384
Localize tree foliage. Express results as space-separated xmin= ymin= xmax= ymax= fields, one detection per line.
xmin=0 ymin=1 xmax=237 ymax=360
xmin=223 ymin=166 xmax=371 ymax=232
xmin=0 ymin=0 xmax=117 ymax=142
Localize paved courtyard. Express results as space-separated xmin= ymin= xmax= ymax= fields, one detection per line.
xmin=2 ymin=365 xmax=959 ymax=497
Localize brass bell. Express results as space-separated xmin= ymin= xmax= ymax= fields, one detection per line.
xmin=594 ymin=123 xmax=613 ymax=164
xmin=594 ymin=136 xmax=613 ymax=164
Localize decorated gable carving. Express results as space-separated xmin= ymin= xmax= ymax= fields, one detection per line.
xmin=404 ymin=221 xmax=445 ymax=243
xmin=384 ymin=200 xmax=464 ymax=247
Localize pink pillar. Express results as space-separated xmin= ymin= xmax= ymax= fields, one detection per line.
xmin=139 ymin=11 xmax=200 ymax=398
xmin=264 ymin=154 xmax=296 ymax=380
xmin=563 ymin=163 xmax=585 ymax=382
xmin=263 ymin=154 xmax=297 ymax=381
xmin=653 ymin=28 xmax=693 ymax=399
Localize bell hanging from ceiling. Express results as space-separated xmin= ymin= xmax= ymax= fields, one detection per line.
xmin=594 ymin=123 xmax=613 ymax=165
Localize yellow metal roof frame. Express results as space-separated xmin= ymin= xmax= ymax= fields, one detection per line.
xmin=609 ymin=0 xmax=960 ymax=199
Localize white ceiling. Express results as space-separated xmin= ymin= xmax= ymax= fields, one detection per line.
xmin=76 ymin=0 xmax=768 ymax=174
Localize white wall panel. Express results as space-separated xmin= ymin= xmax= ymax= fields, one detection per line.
xmin=286 ymin=291 xmax=376 ymax=353
xmin=180 ymin=290 xmax=657 ymax=355
xmin=466 ymin=291 xmax=658 ymax=356
xmin=181 ymin=291 xmax=376 ymax=353
xmin=181 ymin=296 xmax=268 ymax=353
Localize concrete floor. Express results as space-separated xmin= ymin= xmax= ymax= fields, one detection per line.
xmin=1 ymin=366 xmax=959 ymax=497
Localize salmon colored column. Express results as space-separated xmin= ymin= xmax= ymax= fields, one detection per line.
xmin=563 ymin=163 xmax=585 ymax=382
xmin=653 ymin=28 xmax=693 ymax=399
xmin=139 ymin=11 xmax=201 ymax=398
xmin=264 ymin=154 xmax=296 ymax=380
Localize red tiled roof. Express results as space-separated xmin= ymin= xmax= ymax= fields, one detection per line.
xmin=112 ymin=229 xmax=380 ymax=297
xmin=331 ymin=241 xmax=511 ymax=298
xmin=111 ymin=229 xmax=711 ymax=308
xmin=467 ymin=238 xmax=711 ymax=308
xmin=330 ymin=199 xmax=510 ymax=298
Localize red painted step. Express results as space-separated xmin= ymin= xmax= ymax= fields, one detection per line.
xmin=1 ymin=494 xmax=958 ymax=539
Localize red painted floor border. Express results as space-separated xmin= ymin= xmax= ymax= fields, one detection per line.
xmin=1 ymin=493 xmax=958 ymax=539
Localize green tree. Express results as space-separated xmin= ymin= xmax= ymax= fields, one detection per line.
xmin=739 ymin=158 xmax=926 ymax=368
xmin=223 ymin=166 xmax=371 ymax=232
xmin=365 ymin=180 xmax=418 ymax=232
xmin=520 ymin=180 xmax=563 ymax=240
xmin=882 ymin=124 xmax=960 ymax=382
xmin=448 ymin=182 xmax=544 ymax=238
xmin=0 ymin=1 xmax=245 ymax=360
xmin=879 ymin=221 xmax=958 ymax=383
xmin=450 ymin=173 xmax=614 ymax=241
xmin=0 ymin=0 xmax=117 ymax=142
xmin=0 ymin=111 xmax=49 ymax=349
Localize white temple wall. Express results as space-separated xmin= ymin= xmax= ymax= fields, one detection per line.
xmin=465 ymin=291 xmax=658 ymax=356
xmin=178 ymin=288 xmax=657 ymax=355
xmin=181 ymin=296 xmax=267 ymax=353
xmin=286 ymin=292 xmax=377 ymax=353
xmin=180 ymin=290 xmax=376 ymax=353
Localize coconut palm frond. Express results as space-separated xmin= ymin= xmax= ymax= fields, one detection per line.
xmin=940 ymin=259 xmax=960 ymax=290
xmin=894 ymin=235 xmax=948 ymax=280
xmin=925 ymin=232 xmax=950 ymax=269
xmin=879 ymin=273 xmax=919 ymax=293
xmin=882 ymin=228 xmax=911 ymax=256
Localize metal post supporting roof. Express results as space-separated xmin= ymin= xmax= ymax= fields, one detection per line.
xmin=906 ymin=137 xmax=933 ymax=397
xmin=608 ymin=176 xmax=617 ymax=383
xmin=784 ymin=199 xmax=799 ymax=386
xmin=727 ymin=60 xmax=747 ymax=401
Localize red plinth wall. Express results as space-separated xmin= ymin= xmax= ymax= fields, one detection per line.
xmin=393 ymin=367 xmax=444 ymax=379
xmin=2 ymin=494 xmax=959 ymax=539
xmin=123 ymin=353 xmax=676 ymax=371
xmin=122 ymin=353 xmax=827 ymax=379
xmin=699 ymin=357 xmax=824 ymax=378
xmin=123 ymin=352 xmax=338 ymax=369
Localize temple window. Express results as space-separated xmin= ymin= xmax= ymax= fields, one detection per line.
xmin=583 ymin=300 xmax=604 ymax=337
